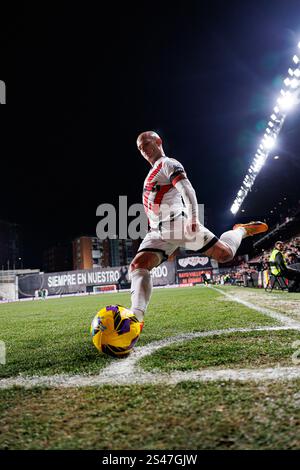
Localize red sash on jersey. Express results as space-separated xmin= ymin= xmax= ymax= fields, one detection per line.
xmin=143 ymin=162 xmax=174 ymax=216
xmin=143 ymin=163 xmax=162 ymax=215
xmin=143 ymin=183 xmax=173 ymax=215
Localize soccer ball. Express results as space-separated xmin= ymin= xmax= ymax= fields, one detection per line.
xmin=90 ymin=305 xmax=143 ymax=357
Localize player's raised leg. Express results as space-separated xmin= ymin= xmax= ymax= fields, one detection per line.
xmin=203 ymin=221 xmax=268 ymax=263
xmin=129 ymin=251 xmax=162 ymax=321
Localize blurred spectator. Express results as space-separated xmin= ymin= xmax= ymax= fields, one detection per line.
xmin=246 ymin=271 xmax=255 ymax=287
xmin=117 ymin=266 xmax=129 ymax=291
xmin=202 ymin=272 xmax=209 ymax=285
xmin=286 ymin=252 xmax=300 ymax=265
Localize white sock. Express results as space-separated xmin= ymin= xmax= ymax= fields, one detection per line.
xmin=219 ymin=228 xmax=246 ymax=258
xmin=130 ymin=268 xmax=152 ymax=322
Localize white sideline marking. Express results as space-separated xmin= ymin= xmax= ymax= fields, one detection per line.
xmin=0 ymin=326 xmax=298 ymax=389
xmin=152 ymin=366 xmax=300 ymax=384
xmin=211 ymin=287 xmax=300 ymax=328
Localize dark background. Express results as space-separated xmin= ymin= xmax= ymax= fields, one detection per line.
xmin=1 ymin=0 xmax=300 ymax=267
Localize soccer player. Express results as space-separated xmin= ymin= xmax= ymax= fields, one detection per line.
xmin=129 ymin=131 xmax=268 ymax=321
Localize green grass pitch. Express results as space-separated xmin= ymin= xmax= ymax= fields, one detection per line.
xmin=0 ymin=286 xmax=299 ymax=449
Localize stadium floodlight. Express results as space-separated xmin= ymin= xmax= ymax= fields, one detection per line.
xmin=263 ymin=135 xmax=276 ymax=149
xmin=230 ymin=40 xmax=300 ymax=215
xmin=254 ymin=158 xmax=263 ymax=166
xmin=255 ymin=153 xmax=265 ymax=162
xmin=254 ymin=154 xmax=265 ymax=165
xmin=253 ymin=163 xmax=262 ymax=173
xmin=253 ymin=157 xmax=261 ymax=166
xmin=230 ymin=202 xmax=239 ymax=215
xmin=290 ymin=78 xmax=300 ymax=88
xmin=277 ymin=91 xmax=297 ymax=111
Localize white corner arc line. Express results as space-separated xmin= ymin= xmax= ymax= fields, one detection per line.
xmin=0 ymin=325 xmax=298 ymax=389
xmin=211 ymin=286 xmax=300 ymax=328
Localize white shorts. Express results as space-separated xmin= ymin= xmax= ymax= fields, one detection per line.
xmin=137 ymin=217 xmax=218 ymax=264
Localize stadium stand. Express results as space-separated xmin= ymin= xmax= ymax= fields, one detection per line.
xmin=211 ymin=201 xmax=300 ymax=290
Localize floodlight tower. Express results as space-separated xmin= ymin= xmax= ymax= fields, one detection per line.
xmin=230 ymin=43 xmax=300 ymax=215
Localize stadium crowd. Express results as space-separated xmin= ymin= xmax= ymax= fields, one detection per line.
xmin=251 ymin=235 xmax=300 ymax=267
xmin=210 ymin=233 xmax=300 ymax=290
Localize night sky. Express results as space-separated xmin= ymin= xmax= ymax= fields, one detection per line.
xmin=1 ymin=1 xmax=300 ymax=267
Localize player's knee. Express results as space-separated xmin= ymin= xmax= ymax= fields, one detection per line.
xmin=217 ymin=246 xmax=233 ymax=263
xmin=130 ymin=252 xmax=160 ymax=273
xmin=129 ymin=257 xmax=151 ymax=273
xmin=209 ymin=243 xmax=233 ymax=263
xmin=129 ymin=259 xmax=147 ymax=272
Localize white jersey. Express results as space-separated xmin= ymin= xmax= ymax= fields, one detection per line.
xmin=143 ymin=156 xmax=186 ymax=229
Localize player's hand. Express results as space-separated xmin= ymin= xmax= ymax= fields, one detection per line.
xmin=185 ymin=218 xmax=201 ymax=239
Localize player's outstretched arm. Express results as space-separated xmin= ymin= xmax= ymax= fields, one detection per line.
xmin=174 ymin=177 xmax=200 ymax=233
